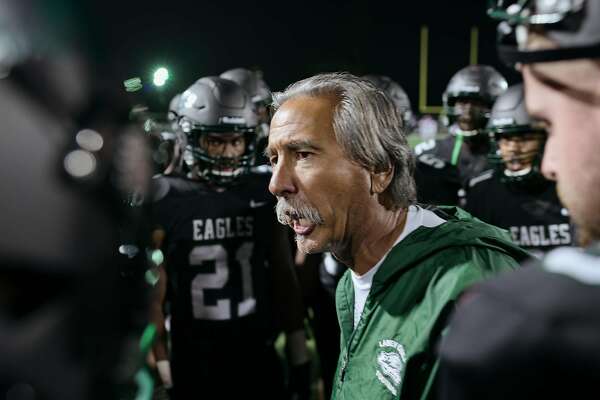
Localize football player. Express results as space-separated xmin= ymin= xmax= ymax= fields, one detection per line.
xmin=439 ymin=1 xmax=600 ymax=398
xmin=465 ymin=83 xmax=573 ymax=255
xmin=150 ymin=76 xmax=309 ymax=399
xmin=413 ymin=66 xmax=506 ymax=205
xmin=415 ymin=65 xmax=508 ymax=183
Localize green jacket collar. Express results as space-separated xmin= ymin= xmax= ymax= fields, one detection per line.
xmin=370 ymin=206 xmax=530 ymax=294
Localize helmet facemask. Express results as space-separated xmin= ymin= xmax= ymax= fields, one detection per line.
xmin=488 ymin=125 xmax=548 ymax=187
xmin=177 ymin=76 xmax=260 ymax=183
xmin=182 ymin=121 xmax=257 ymax=186
xmin=445 ymin=95 xmax=493 ymax=137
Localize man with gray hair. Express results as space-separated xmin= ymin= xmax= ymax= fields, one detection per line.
xmin=266 ymin=72 xmax=528 ymax=399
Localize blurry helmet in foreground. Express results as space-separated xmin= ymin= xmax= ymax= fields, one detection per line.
xmin=488 ymin=0 xmax=600 ymax=67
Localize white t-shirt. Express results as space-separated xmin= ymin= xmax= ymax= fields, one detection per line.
xmin=350 ymin=205 xmax=446 ymax=329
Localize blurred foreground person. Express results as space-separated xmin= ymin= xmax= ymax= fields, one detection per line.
xmin=0 ymin=1 xmax=153 ymax=399
xmin=150 ymin=77 xmax=309 ymax=399
xmin=267 ymin=73 xmax=527 ymax=399
xmin=439 ymin=2 xmax=600 ymax=399
xmin=465 ymin=84 xmax=573 ymax=256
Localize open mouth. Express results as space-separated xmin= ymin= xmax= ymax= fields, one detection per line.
xmin=505 ymin=154 xmax=530 ymax=169
xmin=288 ymin=211 xmax=316 ymax=237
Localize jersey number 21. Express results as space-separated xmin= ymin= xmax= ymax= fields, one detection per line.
xmin=188 ymin=243 xmax=256 ymax=320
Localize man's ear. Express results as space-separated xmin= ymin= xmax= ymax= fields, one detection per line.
xmin=370 ymin=164 xmax=394 ymax=195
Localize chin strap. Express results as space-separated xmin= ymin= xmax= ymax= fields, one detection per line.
xmin=504 ymin=166 xmax=532 ymax=177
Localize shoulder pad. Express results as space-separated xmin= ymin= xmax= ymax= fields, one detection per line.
xmin=468 ymin=169 xmax=494 ymax=188
xmin=414 ymin=139 xmax=437 ymax=156
xmin=417 ymin=153 xmax=446 ymax=169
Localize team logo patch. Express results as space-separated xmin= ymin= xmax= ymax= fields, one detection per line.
xmin=376 ymin=339 xmax=407 ymax=396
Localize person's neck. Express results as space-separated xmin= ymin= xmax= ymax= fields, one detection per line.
xmin=333 ymin=207 xmax=408 ymax=276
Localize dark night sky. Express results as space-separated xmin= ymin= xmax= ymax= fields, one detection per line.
xmin=87 ymin=0 xmax=521 ymax=112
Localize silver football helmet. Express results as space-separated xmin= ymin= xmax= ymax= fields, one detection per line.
xmin=362 ymin=74 xmax=415 ymax=131
xmin=178 ymin=76 xmax=258 ymax=184
xmin=442 ymin=65 xmax=508 ymax=137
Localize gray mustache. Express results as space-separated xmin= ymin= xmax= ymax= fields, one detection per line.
xmin=275 ymin=197 xmax=324 ymax=226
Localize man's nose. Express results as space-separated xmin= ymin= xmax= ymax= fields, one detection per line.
xmin=269 ymin=159 xmax=297 ymax=197
xmin=541 ymin=141 xmax=558 ymax=181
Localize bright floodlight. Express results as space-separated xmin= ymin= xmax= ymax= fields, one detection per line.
xmin=153 ymin=67 xmax=169 ymax=87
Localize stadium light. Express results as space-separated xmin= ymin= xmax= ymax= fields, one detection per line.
xmin=152 ymin=67 xmax=170 ymax=87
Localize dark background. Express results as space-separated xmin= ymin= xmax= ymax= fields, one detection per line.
xmin=85 ymin=0 xmax=521 ymax=112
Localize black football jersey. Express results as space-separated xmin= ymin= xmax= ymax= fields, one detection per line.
xmin=465 ymin=170 xmax=573 ymax=254
xmin=151 ymin=172 xmax=278 ymax=354
xmin=414 ymin=135 xmax=491 ymax=184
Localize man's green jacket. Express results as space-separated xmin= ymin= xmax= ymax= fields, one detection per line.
xmin=332 ymin=207 xmax=529 ymax=400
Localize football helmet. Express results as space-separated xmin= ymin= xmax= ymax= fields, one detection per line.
xmin=178 ymin=76 xmax=258 ymax=185
xmin=486 ymin=83 xmax=547 ymax=186
xmin=488 ymin=0 xmax=600 ymax=67
xmin=220 ymin=67 xmax=272 ymax=106
xmin=362 ymin=74 xmax=416 ymax=131
xmin=443 ymin=65 xmax=508 ymax=137
xmin=167 ymin=93 xmax=182 ymax=126
xmin=161 ymin=93 xmax=188 ymax=175
xmin=220 ymin=68 xmax=272 ymax=141
xmin=147 ymin=128 xmax=188 ymax=176
xmin=129 ymin=101 xmax=188 ymax=176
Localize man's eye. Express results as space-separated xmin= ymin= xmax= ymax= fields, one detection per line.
xmin=269 ymin=156 xmax=278 ymax=166
xmin=297 ymin=151 xmax=311 ymax=160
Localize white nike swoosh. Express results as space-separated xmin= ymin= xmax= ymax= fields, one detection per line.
xmin=250 ymin=200 xmax=268 ymax=208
